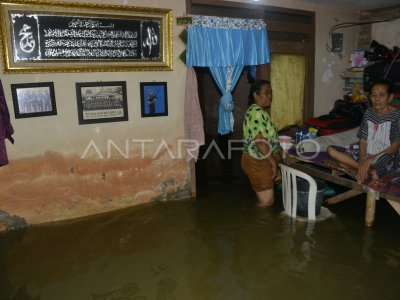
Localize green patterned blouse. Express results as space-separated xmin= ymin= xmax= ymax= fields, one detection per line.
xmin=243 ymin=104 xmax=280 ymax=159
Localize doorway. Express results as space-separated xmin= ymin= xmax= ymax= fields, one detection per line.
xmin=194 ymin=67 xmax=250 ymax=194
xmin=189 ymin=1 xmax=315 ymax=193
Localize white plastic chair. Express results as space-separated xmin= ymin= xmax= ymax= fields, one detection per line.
xmin=279 ymin=163 xmax=318 ymax=220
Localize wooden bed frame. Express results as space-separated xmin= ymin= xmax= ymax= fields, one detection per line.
xmin=286 ymin=158 xmax=400 ymax=227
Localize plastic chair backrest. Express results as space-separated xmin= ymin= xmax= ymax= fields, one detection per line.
xmin=279 ymin=163 xmax=318 ymax=220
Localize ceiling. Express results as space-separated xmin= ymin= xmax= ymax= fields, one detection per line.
xmin=250 ymin=0 xmax=400 ymax=11
xmin=298 ymin=0 xmax=400 ymax=10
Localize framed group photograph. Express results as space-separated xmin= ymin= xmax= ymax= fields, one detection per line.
xmin=140 ymin=82 xmax=168 ymax=117
xmin=75 ymin=81 xmax=128 ymax=124
xmin=11 ymin=82 xmax=57 ymax=119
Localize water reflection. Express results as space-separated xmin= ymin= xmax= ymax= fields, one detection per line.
xmin=0 ymin=185 xmax=399 ymax=300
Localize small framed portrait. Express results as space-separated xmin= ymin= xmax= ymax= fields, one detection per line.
xmin=11 ymin=82 xmax=57 ymax=119
xmin=76 ymin=81 xmax=128 ymax=125
xmin=140 ymin=82 xmax=168 ymax=117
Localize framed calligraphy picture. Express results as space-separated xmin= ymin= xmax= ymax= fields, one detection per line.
xmin=11 ymin=82 xmax=57 ymax=118
xmin=76 ymin=81 xmax=128 ymax=125
xmin=140 ymin=82 xmax=168 ymax=117
xmin=0 ymin=0 xmax=173 ymax=74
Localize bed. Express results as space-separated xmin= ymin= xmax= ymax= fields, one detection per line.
xmin=284 ymin=131 xmax=400 ymax=227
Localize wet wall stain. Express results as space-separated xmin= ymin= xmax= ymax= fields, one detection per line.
xmin=0 ymin=151 xmax=191 ymax=229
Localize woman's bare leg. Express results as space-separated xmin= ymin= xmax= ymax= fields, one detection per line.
xmin=256 ymin=189 xmax=274 ymax=208
xmin=327 ymin=146 xmax=358 ymax=169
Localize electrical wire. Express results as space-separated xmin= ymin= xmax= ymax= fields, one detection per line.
xmin=329 ymin=15 xmax=400 ymax=35
xmin=326 ymin=15 xmax=400 ymax=53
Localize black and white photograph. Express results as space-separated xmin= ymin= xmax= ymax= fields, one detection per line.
xmin=76 ymin=81 xmax=128 ymax=124
xmin=11 ymin=82 xmax=57 ymax=119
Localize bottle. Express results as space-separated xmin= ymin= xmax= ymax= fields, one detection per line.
xmin=352 ymin=83 xmax=361 ymax=102
xmin=295 ymin=132 xmax=300 ymax=144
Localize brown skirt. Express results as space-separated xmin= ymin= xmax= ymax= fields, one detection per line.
xmin=241 ymin=153 xmax=280 ymax=192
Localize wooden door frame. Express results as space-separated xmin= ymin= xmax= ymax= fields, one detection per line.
xmin=187 ymin=0 xmax=315 ymax=122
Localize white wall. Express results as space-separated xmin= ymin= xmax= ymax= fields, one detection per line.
xmin=371 ymin=19 xmax=400 ymax=49
xmin=313 ymin=5 xmax=358 ymax=116
xmin=1 ymin=0 xmax=188 ymax=159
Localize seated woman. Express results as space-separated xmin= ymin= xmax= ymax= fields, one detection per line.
xmin=327 ymin=79 xmax=400 ymax=184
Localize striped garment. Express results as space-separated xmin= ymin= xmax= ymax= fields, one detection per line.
xmin=357 ymin=107 xmax=400 ymax=176
xmin=357 ymin=107 xmax=400 ymax=156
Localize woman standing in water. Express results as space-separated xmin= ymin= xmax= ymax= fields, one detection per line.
xmin=241 ymin=79 xmax=283 ymax=209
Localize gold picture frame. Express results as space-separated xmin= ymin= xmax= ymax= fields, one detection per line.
xmin=0 ymin=0 xmax=173 ymax=74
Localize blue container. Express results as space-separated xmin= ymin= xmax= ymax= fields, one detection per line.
xmin=296 ymin=177 xmax=326 ymax=218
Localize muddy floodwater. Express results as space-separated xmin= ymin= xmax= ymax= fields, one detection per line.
xmin=1 ymin=182 xmax=399 ymax=300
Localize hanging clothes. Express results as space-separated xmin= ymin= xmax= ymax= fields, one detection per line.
xmin=184 ymin=67 xmax=205 ymax=161
xmin=0 ymin=79 xmax=14 ymax=166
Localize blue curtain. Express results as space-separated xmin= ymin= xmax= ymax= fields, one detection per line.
xmin=209 ymin=66 xmax=244 ymax=135
xmin=186 ymin=15 xmax=270 ymax=135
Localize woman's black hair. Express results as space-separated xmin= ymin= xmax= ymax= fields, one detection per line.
xmin=370 ymin=78 xmax=394 ymax=94
xmin=247 ymin=79 xmax=270 ymax=106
